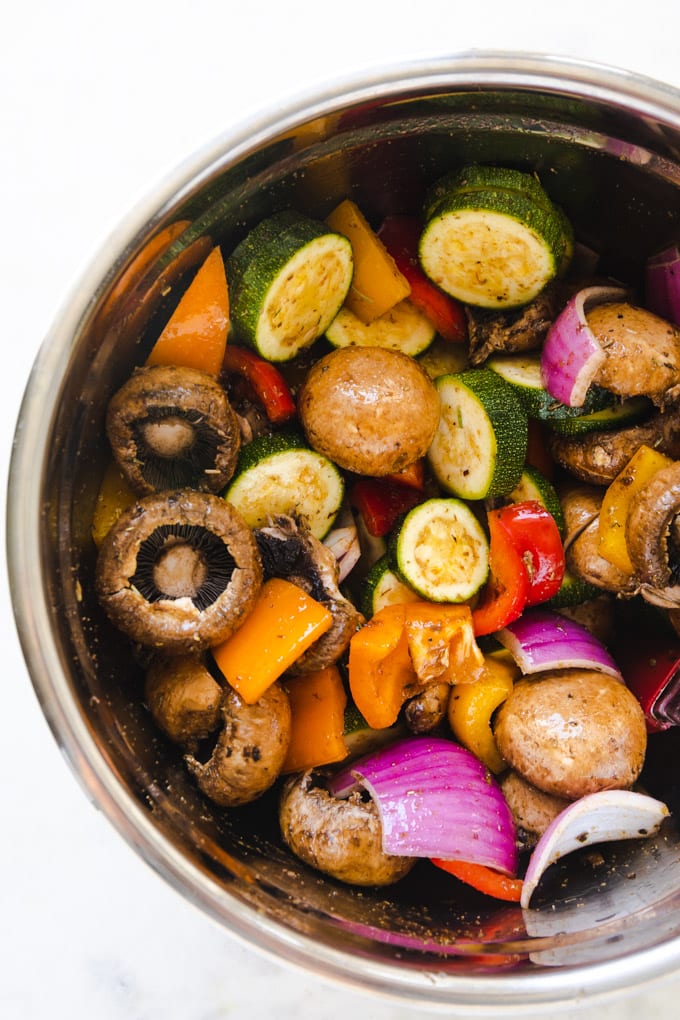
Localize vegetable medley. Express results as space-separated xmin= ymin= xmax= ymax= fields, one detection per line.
xmin=93 ymin=163 xmax=680 ymax=907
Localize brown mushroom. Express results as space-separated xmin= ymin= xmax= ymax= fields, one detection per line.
xmin=279 ymin=771 xmax=416 ymax=886
xmin=493 ymin=669 xmax=647 ymax=800
xmin=298 ymin=346 xmax=440 ymax=476
xmin=404 ymin=682 xmax=451 ymax=733
xmin=145 ymin=653 xmax=222 ymax=751
xmin=466 ymin=279 xmax=567 ymax=366
xmin=106 ymin=364 xmax=241 ymax=494
xmin=499 ymin=770 xmax=571 ymax=849
xmin=625 ymin=461 xmax=680 ymax=602
xmin=95 ymin=489 xmax=262 ymax=653
xmin=556 ymin=594 xmax=616 ymax=646
xmin=255 ymin=514 xmax=363 ymax=675
xmin=186 ymin=682 xmax=291 ymax=807
xmin=548 ymin=407 xmax=680 ymax=486
xmin=560 ymin=484 xmax=635 ymax=594
xmin=589 ymin=302 xmax=680 ymax=405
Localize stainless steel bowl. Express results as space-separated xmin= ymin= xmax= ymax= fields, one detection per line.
xmin=9 ymin=51 xmax=680 ymax=1013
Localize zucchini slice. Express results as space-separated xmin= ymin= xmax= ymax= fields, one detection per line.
xmin=418 ymin=336 xmax=470 ymax=380
xmin=224 ymin=430 xmax=344 ymax=539
xmin=507 ymin=464 xmax=565 ymax=535
xmin=342 ymin=702 xmax=405 ymax=758
xmin=427 ymin=369 xmax=528 ymax=500
xmin=326 ymin=298 xmax=435 ymax=357
xmin=545 ymin=396 xmax=653 ymax=436
xmin=390 ymin=498 xmax=489 ymax=603
xmin=227 ymin=210 xmax=353 ymax=361
xmin=486 ymin=352 xmax=613 ymax=421
xmin=424 ymin=164 xmax=561 ymax=222
xmin=546 ymin=568 xmax=600 ymax=608
xmin=419 ymin=166 xmax=570 ymax=309
xmin=360 ymin=554 xmax=418 ymax=617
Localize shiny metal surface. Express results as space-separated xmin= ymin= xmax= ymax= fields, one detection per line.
xmin=8 ymin=52 xmax=680 ymax=1013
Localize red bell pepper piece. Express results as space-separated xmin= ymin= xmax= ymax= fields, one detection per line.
xmin=377 ymin=215 xmax=467 ymax=343
xmin=494 ymin=500 xmax=565 ymax=606
xmin=613 ymin=629 xmax=680 ymax=732
xmin=222 ymin=345 xmax=297 ymax=423
xmin=431 ymin=859 xmax=523 ymax=902
xmin=349 ymin=477 xmax=422 ymax=538
xmin=384 ymin=458 xmax=426 ymax=491
xmin=472 ymin=508 xmax=530 ymax=636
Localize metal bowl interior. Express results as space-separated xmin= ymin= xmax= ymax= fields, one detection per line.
xmin=8 ymin=52 xmax=680 ymax=1014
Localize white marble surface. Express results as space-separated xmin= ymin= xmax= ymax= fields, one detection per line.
xmin=5 ymin=2 xmax=680 ymax=1017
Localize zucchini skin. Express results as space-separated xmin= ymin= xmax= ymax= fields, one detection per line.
xmin=227 ymin=211 xmax=352 ymax=360
xmin=427 ymin=369 xmax=528 ymax=500
xmin=424 ymin=164 xmax=560 ymax=222
xmin=388 ymin=497 xmax=489 ymax=603
xmin=487 ymin=353 xmax=614 ymax=422
xmin=420 ymin=164 xmax=571 ymax=309
xmin=224 ymin=429 xmax=344 ymax=539
xmin=360 ymin=554 xmax=417 ymax=617
xmin=544 ymin=396 xmax=653 ymax=436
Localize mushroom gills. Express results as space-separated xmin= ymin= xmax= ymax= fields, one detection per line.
xmin=106 ymin=365 xmax=241 ymax=495
xmin=134 ymin=409 xmax=223 ymax=490
xmin=132 ymin=523 xmax=237 ymax=611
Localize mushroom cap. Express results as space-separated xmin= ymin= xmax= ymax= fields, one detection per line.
xmin=298 ymin=346 xmax=440 ymax=476
xmin=279 ymin=771 xmax=416 ymax=886
xmin=493 ymin=669 xmax=647 ymax=800
xmin=626 ymin=460 xmax=680 ymax=591
xmin=186 ymin=682 xmax=291 ymax=807
xmin=95 ymin=489 xmax=262 ymax=653
xmin=589 ymin=302 xmax=680 ymax=404
xmin=106 ymin=364 xmax=241 ymax=494
xmin=144 ymin=653 xmax=223 ymax=750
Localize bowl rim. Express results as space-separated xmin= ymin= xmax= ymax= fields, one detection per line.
xmin=8 ymin=49 xmax=680 ymax=1013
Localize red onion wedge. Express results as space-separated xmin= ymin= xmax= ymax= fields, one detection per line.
xmin=497 ymin=608 xmax=622 ymax=680
xmin=521 ymin=789 xmax=669 ymax=908
xmin=645 ymin=244 xmax=680 ymax=327
xmin=327 ymin=736 xmax=518 ymax=874
xmin=540 ymin=285 xmax=627 ymax=406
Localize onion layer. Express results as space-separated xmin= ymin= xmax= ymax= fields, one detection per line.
xmin=327 ymin=736 xmax=517 ymax=874
xmin=540 ymin=285 xmax=627 ymax=406
xmin=521 ymin=789 xmax=669 ymax=908
xmin=497 ymin=608 xmax=622 ymax=680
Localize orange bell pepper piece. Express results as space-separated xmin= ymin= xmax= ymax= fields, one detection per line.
xmin=348 ymin=602 xmax=483 ymax=729
xmin=325 ymin=199 xmax=410 ymax=323
xmin=282 ymin=665 xmax=349 ymax=773
xmin=348 ymin=604 xmax=415 ymax=729
xmin=211 ymin=578 xmax=333 ymax=704
xmin=146 ymin=246 xmax=230 ymax=376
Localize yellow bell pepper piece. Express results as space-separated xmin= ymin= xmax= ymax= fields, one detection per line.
xmin=447 ymin=652 xmax=518 ymax=773
xmin=91 ymin=460 xmax=137 ymax=547
xmin=598 ymin=444 xmax=674 ymax=573
xmin=325 ymin=199 xmax=410 ymax=323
